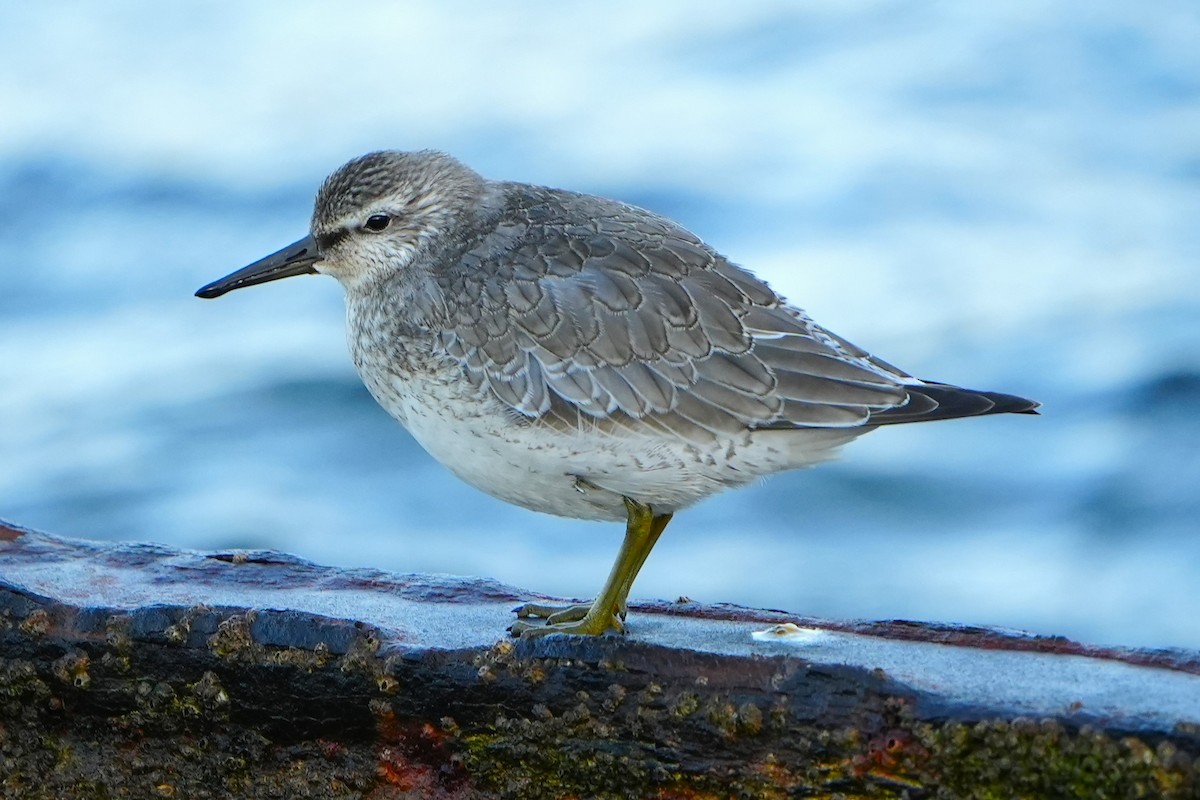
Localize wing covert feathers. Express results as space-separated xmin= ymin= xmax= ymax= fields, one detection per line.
xmin=437 ymin=186 xmax=1037 ymax=439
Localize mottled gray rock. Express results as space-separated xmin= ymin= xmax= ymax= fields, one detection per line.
xmin=1 ymin=519 xmax=1197 ymax=799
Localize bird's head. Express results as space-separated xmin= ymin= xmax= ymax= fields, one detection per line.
xmin=195 ymin=150 xmax=485 ymax=299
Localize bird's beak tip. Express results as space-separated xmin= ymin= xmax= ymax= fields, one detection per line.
xmin=194 ymin=283 xmax=227 ymax=300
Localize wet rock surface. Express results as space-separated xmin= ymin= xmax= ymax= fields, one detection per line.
xmin=1 ymin=519 xmax=1198 ymax=799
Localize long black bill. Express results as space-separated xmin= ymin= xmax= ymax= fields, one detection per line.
xmin=195 ymin=235 xmax=321 ymax=299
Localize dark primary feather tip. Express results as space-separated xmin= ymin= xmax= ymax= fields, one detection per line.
xmin=869 ymin=384 xmax=1040 ymax=426
xmin=990 ymin=392 xmax=1041 ymax=415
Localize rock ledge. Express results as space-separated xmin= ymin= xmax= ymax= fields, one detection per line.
xmin=1 ymin=520 xmax=1197 ymax=798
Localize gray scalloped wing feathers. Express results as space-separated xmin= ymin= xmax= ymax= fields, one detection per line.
xmin=437 ymin=187 xmax=1034 ymax=441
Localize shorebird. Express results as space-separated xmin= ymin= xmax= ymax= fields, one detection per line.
xmin=196 ymin=150 xmax=1037 ymax=637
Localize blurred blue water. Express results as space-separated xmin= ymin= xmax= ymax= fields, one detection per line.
xmin=1 ymin=2 xmax=1198 ymax=649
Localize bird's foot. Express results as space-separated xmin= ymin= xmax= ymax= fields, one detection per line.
xmin=509 ymin=608 xmax=625 ymax=638
xmin=510 ymin=598 xmax=626 ymax=636
xmin=513 ymin=600 xmax=628 ymax=624
xmin=513 ymin=601 xmax=588 ymax=622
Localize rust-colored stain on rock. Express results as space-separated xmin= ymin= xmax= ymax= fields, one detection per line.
xmin=0 ymin=520 xmax=27 ymax=541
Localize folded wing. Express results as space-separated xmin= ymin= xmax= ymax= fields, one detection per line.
xmin=437 ymin=188 xmax=1035 ymax=442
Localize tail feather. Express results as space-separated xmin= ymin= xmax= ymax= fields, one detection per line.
xmin=868 ymin=382 xmax=1039 ymax=426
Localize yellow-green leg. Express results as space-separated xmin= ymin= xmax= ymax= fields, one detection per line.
xmin=511 ymin=498 xmax=674 ymax=637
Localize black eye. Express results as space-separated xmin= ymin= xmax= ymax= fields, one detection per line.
xmin=363 ymin=214 xmax=391 ymax=232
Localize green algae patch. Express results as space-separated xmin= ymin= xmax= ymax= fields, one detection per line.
xmin=919 ymin=718 xmax=1200 ymax=799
